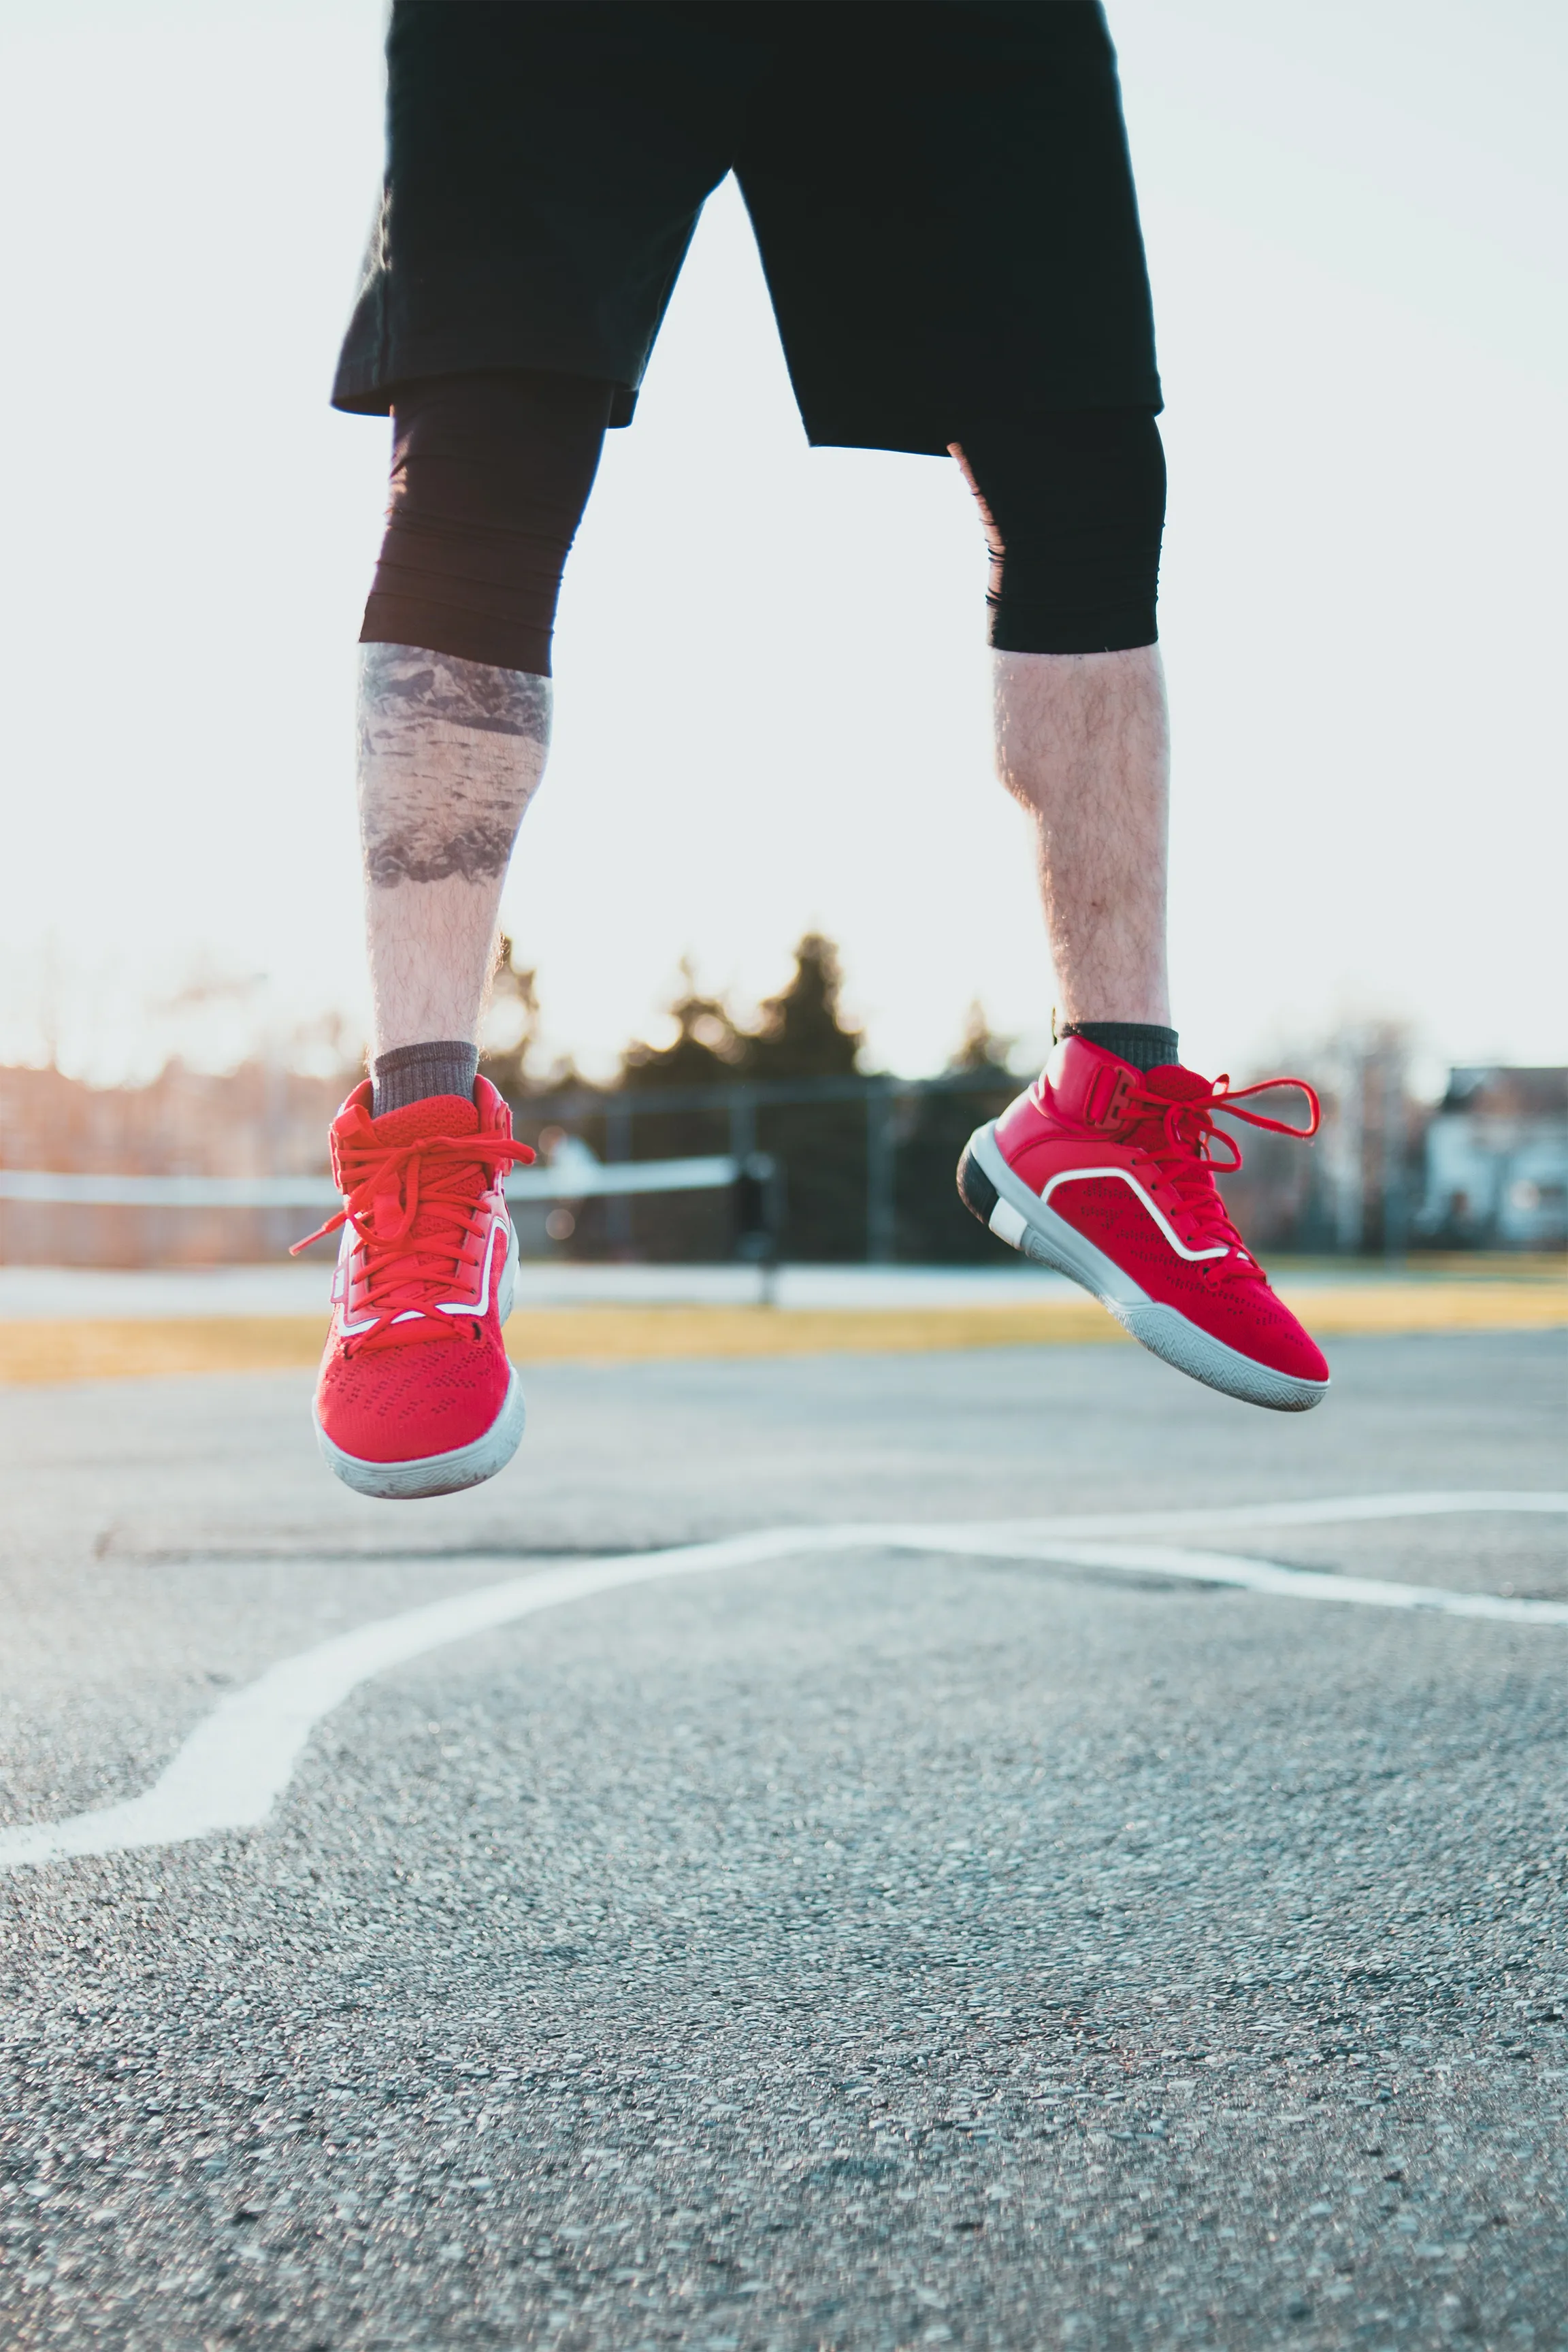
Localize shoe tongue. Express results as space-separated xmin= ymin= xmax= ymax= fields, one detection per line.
xmin=1139 ymin=1064 xmax=1213 ymax=1105
xmin=358 ymin=1095 xmax=486 ymax=1281
xmin=370 ymin=1092 xmax=480 ymax=1146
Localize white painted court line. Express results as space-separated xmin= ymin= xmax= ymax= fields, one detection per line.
xmin=996 ymin=1489 xmax=1568 ymax=1538
xmin=2 ymin=1492 xmax=1563 ymax=1874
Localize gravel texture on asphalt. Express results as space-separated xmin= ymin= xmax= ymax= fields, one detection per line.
xmin=1 ymin=1332 xmax=1564 ymax=2351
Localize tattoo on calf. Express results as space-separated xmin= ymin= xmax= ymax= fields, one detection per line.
xmin=357 ymin=642 xmax=551 ymax=892
xmin=359 ymin=643 xmax=550 ymax=741
xmin=363 ymin=818 xmax=524 ymax=889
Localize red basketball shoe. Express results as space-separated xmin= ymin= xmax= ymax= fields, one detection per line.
xmin=294 ymin=1078 xmax=534 ymax=1497
xmin=958 ymin=1036 xmax=1328 ymax=1410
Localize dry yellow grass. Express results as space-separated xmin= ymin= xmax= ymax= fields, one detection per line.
xmin=1275 ymin=1282 xmax=1568 ymax=1335
xmin=0 ymin=1276 xmax=1561 ymax=1386
xmin=0 ymin=1317 xmax=330 ymax=1386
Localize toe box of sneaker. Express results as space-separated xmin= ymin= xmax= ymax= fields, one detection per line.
xmin=317 ymin=1328 xmax=512 ymax=1465
xmin=1060 ymin=1182 xmax=1328 ymax=1381
xmin=1199 ymin=1280 xmax=1329 ymax=1384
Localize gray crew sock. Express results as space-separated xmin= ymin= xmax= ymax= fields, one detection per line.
xmin=1060 ymin=1021 xmax=1179 ymax=1074
xmin=372 ymin=1040 xmax=479 ymax=1117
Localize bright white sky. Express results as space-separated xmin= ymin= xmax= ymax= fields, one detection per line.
xmin=0 ymin=0 xmax=1561 ymax=1088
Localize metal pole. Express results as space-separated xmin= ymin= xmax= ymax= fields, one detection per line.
xmin=1336 ymin=1044 xmax=1365 ymax=1256
xmin=605 ymin=1098 xmax=633 ymax=1252
xmin=1383 ymin=1047 xmax=1408 ymax=1267
xmin=866 ymin=1081 xmax=896 ymax=1265
xmin=729 ymin=1090 xmax=763 ymax=1296
xmin=764 ymin=1153 xmax=785 ymax=1305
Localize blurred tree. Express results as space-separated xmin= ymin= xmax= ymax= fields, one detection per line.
xmin=741 ymin=933 xmax=866 ymax=1258
xmin=564 ymin=933 xmax=875 ymax=1262
xmin=621 ymin=958 xmax=745 ymax=1094
xmin=493 ymin=934 xmax=1030 ymax=1266
xmin=744 ymin=932 xmax=863 ymax=1080
xmin=894 ymin=1001 xmax=1020 ymax=1262
xmin=602 ymin=959 xmax=744 ymax=1256
xmin=946 ymin=999 xmax=1017 ymax=1079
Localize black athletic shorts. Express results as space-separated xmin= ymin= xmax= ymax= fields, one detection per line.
xmin=333 ymin=1 xmax=1161 ymax=455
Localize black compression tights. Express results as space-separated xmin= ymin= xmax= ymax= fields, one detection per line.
xmin=954 ymin=409 xmax=1166 ymax=655
xmin=360 ymin=373 xmax=1166 ymax=675
xmin=361 ymin=372 xmax=615 ymax=676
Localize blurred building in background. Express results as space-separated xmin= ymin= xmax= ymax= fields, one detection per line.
xmin=1216 ymin=1032 xmax=1567 ymax=1258
xmin=1414 ymin=1067 xmax=1568 ymax=1251
xmin=0 ymin=1058 xmax=347 ymax=1267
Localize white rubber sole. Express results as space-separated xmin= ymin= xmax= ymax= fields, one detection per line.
xmin=315 ymin=1224 xmax=527 ymax=1499
xmin=961 ymin=1123 xmax=1328 ymax=1414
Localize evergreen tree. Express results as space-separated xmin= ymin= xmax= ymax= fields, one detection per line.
xmin=894 ymin=1000 xmax=1019 ymax=1262
xmin=576 ymin=960 xmax=744 ymax=1260
xmin=945 ymin=999 xmax=1016 ymax=1082
xmin=620 ymin=958 xmax=744 ymax=1094
xmin=741 ymin=933 xmax=867 ymax=1258
xmin=742 ymin=932 xmax=863 ymax=1080
xmin=493 ymin=932 xmax=1021 ymax=1265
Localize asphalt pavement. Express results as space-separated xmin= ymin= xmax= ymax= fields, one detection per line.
xmin=1 ymin=1330 xmax=1565 ymax=2351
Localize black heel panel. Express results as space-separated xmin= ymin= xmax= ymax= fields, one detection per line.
xmin=956 ymin=1145 xmax=999 ymax=1228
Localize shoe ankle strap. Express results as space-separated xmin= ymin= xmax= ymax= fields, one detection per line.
xmin=1081 ymin=1062 xmax=1136 ymax=1130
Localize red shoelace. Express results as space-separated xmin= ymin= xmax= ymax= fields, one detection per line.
xmin=293 ymin=1117 xmax=535 ymax=1339
xmin=1124 ymin=1073 xmax=1320 ymax=1277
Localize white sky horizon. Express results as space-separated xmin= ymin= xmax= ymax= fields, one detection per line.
xmin=0 ymin=0 xmax=1562 ymax=1095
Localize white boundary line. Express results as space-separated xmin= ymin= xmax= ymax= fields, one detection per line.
xmin=3 ymin=1492 xmax=1564 ymax=1874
